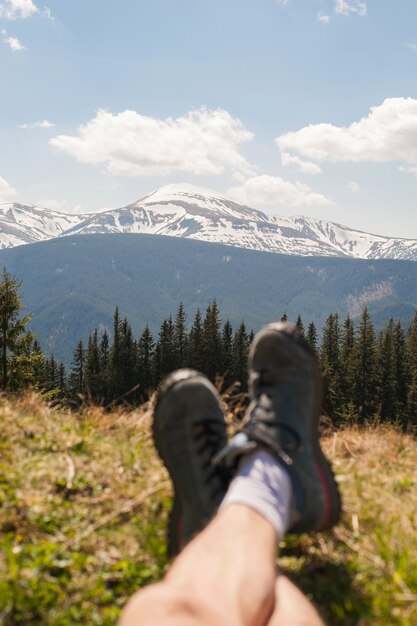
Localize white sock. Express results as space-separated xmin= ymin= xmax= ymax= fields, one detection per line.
xmin=220 ymin=450 xmax=292 ymax=539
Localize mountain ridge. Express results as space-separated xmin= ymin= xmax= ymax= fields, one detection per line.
xmin=1 ymin=184 xmax=416 ymax=261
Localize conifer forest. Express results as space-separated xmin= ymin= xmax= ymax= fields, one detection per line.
xmin=2 ymin=262 xmax=415 ymax=429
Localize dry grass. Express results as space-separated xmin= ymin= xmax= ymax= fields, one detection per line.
xmin=283 ymin=426 xmax=417 ymax=625
xmin=0 ymin=393 xmax=416 ymax=625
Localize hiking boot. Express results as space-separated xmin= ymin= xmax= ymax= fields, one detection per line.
xmin=215 ymin=322 xmax=341 ymax=534
xmin=153 ymin=369 xmax=230 ymax=556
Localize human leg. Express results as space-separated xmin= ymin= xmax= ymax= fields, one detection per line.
xmin=119 ymin=504 xmax=278 ymax=626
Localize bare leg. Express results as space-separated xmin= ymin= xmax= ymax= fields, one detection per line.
xmin=268 ymin=575 xmax=325 ymax=626
xmin=119 ymin=504 xmax=277 ymax=626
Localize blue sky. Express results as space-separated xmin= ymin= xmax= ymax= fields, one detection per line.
xmin=1 ymin=0 xmax=416 ymax=237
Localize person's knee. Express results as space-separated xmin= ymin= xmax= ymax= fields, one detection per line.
xmin=118 ymin=583 xmax=176 ymax=625
xmin=272 ymin=576 xmax=325 ymax=626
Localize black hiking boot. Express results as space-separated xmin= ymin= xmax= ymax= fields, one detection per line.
xmin=215 ymin=322 xmax=341 ymax=533
xmin=153 ymin=369 xmax=230 ymax=556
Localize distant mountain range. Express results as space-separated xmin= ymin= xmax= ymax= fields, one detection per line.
xmin=1 ymin=233 xmax=416 ymax=365
xmin=1 ymin=183 xmax=417 ymax=261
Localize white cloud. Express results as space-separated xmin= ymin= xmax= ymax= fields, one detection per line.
xmin=0 ymin=176 xmax=17 ymax=202
xmin=227 ymin=175 xmax=332 ymax=208
xmin=1 ymin=27 xmax=25 ymax=50
xmin=317 ymin=13 xmax=331 ymax=24
xmin=0 ymin=0 xmax=53 ymax=21
xmin=0 ymin=0 xmax=38 ymax=19
xmin=399 ymin=165 xmax=417 ymax=178
xmin=40 ymin=5 xmax=53 ymax=20
xmin=407 ymin=43 xmax=417 ymax=52
xmin=281 ymin=152 xmax=322 ymax=175
xmin=19 ymin=119 xmax=55 ymax=129
xmin=276 ymin=98 xmax=417 ymax=170
xmin=36 ymin=120 xmax=54 ymax=128
xmin=335 ymin=0 xmax=367 ymax=16
xmin=347 ymin=180 xmax=360 ymax=193
xmin=50 ymin=108 xmax=255 ymax=177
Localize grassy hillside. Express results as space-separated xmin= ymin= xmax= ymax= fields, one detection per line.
xmin=1 ymin=233 xmax=416 ymax=364
xmin=0 ymin=395 xmax=416 ymax=625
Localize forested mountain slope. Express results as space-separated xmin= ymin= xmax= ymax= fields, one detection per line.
xmin=0 ymin=233 xmax=416 ymax=364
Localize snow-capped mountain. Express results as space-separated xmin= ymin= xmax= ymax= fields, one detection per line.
xmin=1 ymin=184 xmax=417 ymax=261
xmin=0 ymin=203 xmax=82 ymax=249
xmin=64 ymin=184 xmax=417 ymax=261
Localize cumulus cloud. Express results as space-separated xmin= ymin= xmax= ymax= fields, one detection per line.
xmin=281 ymin=152 xmax=322 ymax=175
xmin=335 ymin=0 xmax=367 ymax=16
xmin=1 ymin=27 xmax=25 ymax=50
xmin=347 ymin=180 xmax=360 ymax=193
xmin=317 ymin=13 xmax=331 ymax=24
xmin=0 ymin=0 xmax=38 ymax=19
xmin=276 ymin=98 xmax=417 ymax=173
xmin=19 ymin=119 xmax=54 ymax=129
xmin=0 ymin=0 xmax=53 ymax=23
xmin=50 ymin=108 xmax=255 ymax=177
xmin=0 ymin=176 xmax=17 ymax=202
xmin=227 ymin=175 xmax=332 ymax=208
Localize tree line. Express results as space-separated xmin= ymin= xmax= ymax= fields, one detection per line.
xmin=49 ymin=303 xmax=417 ymax=428
xmin=1 ymin=267 xmax=417 ymax=427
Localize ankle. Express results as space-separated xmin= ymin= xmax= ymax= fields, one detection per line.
xmin=220 ymin=450 xmax=292 ymax=539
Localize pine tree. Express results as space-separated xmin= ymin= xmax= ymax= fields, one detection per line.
xmin=174 ymin=302 xmax=188 ymax=369
xmin=406 ymin=371 xmax=417 ymax=429
xmin=377 ymin=318 xmax=398 ymax=421
xmin=85 ymin=329 xmax=101 ymax=401
xmin=0 ymin=268 xmax=41 ymax=390
xmin=110 ymin=307 xmax=123 ymax=398
xmin=339 ymin=314 xmax=355 ymax=414
xmin=352 ymin=307 xmax=378 ymax=422
xmin=221 ymin=319 xmax=234 ymax=387
xmin=406 ymin=312 xmax=417 ymax=426
xmin=306 ymin=321 xmax=318 ymax=355
xmin=69 ymin=340 xmax=85 ymax=399
xmin=393 ymin=321 xmax=408 ymax=422
xmin=154 ymin=317 xmax=176 ymax=383
xmin=58 ymin=362 xmax=66 ymax=395
xmin=295 ymin=314 xmax=305 ymax=338
xmin=187 ymin=309 xmax=204 ymax=372
xmin=44 ymin=354 xmax=59 ymax=391
xmin=320 ymin=313 xmax=342 ymax=419
xmin=119 ymin=317 xmax=136 ymax=399
xmin=137 ymin=324 xmax=155 ymax=400
xmin=232 ymin=321 xmax=249 ymax=392
xmin=201 ymin=300 xmax=222 ymax=382
xmin=98 ymin=330 xmax=111 ymax=404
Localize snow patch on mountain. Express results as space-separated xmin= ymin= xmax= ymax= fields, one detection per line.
xmin=346 ymin=280 xmax=395 ymax=317
xmin=0 ymin=203 xmax=82 ymax=249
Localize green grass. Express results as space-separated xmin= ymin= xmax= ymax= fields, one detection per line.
xmin=0 ymin=394 xmax=416 ymax=625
